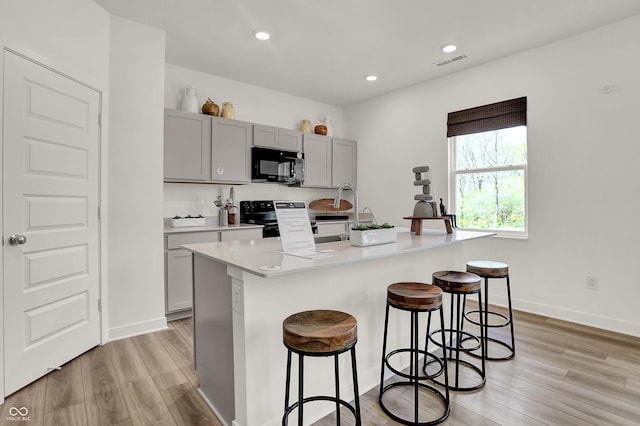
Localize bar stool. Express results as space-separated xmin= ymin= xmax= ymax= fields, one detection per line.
xmin=282 ymin=310 xmax=361 ymax=426
xmin=379 ymin=282 xmax=450 ymax=425
xmin=465 ymin=260 xmax=515 ymax=360
xmin=429 ymin=271 xmax=485 ymax=392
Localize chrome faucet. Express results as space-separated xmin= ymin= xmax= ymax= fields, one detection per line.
xmin=334 ymin=182 xmax=359 ymax=229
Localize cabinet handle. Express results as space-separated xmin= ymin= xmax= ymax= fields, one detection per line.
xmin=216 ymin=167 xmax=224 ymax=175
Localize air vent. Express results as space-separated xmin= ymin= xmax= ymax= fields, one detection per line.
xmin=434 ymin=54 xmax=468 ymax=67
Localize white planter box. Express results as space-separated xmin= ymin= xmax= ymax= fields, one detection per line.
xmin=170 ymin=217 xmax=206 ymax=228
xmin=350 ymin=227 xmax=397 ymax=247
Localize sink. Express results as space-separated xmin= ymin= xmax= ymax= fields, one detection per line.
xmin=315 ymin=215 xmax=349 ymax=221
xmin=314 ymin=234 xmax=349 ymax=243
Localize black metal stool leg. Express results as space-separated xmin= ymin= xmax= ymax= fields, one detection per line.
xmin=484 ymin=277 xmax=489 ymax=359
xmin=478 ymin=288 xmax=486 ymax=378
xmin=334 ymin=353 xmax=341 ymax=425
xmin=506 ymin=275 xmax=516 ymax=354
xmin=412 ymin=311 xmax=419 ymax=423
xmin=379 ymin=303 xmax=390 ymax=396
xmin=350 ymin=347 xmax=362 ymax=426
xmin=298 ymin=353 xmax=304 ymax=426
xmin=284 ymin=350 xmax=292 ymax=423
xmin=439 ymin=306 xmax=450 ymax=407
xmin=454 ymin=293 xmax=462 ymax=389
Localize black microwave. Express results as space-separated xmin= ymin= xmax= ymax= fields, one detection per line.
xmin=251 ymin=147 xmax=304 ymax=185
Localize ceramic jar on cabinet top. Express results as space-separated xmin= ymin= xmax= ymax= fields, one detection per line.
xmin=221 ymin=102 xmax=235 ymax=119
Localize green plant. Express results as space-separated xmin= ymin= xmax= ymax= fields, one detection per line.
xmin=352 ymin=223 xmax=395 ymax=231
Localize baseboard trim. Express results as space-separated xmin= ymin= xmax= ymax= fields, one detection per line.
xmin=107 ymin=316 xmax=168 ymax=342
xmin=512 ymin=298 xmax=640 ymax=339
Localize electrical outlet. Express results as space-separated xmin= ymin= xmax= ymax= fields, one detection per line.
xmin=232 ymin=284 xmax=242 ymax=313
xmin=586 ymin=276 xmax=599 ymax=290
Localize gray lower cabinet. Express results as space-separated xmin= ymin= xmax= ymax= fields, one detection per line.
xmin=211 ymin=118 xmax=252 ymax=183
xmin=166 ymin=249 xmax=194 ymax=313
xmin=164 ymin=109 xmax=211 ymax=181
xmin=303 ymin=134 xmax=357 ymax=188
xmin=253 ymin=124 xmax=303 ymax=151
xmin=164 ymin=227 xmax=262 ymax=318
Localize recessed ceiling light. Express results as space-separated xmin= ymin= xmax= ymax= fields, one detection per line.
xmin=253 ymin=30 xmax=271 ymax=41
xmin=442 ymin=45 xmax=457 ymax=53
xmin=365 ymin=75 xmax=378 ymax=82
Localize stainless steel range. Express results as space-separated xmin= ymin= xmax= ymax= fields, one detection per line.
xmin=239 ymin=200 xmax=317 ymax=238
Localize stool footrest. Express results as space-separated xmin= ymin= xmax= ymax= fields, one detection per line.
xmin=429 ymin=357 xmax=486 ymax=392
xmin=464 ymin=309 xmax=511 ymax=328
xmin=384 ymin=348 xmax=444 ymax=380
xmin=465 ymin=337 xmax=515 ymax=361
xmin=379 ymin=381 xmax=450 ymax=426
xmin=428 ymin=329 xmax=482 ymax=353
xmin=284 ymin=395 xmax=358 ymax=421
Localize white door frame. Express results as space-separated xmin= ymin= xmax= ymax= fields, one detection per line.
xmin=0 ymin=47 xmax=108 ymax=402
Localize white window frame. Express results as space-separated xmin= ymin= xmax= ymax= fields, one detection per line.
xmin=448 ymin=133 xmax=529 ymax=238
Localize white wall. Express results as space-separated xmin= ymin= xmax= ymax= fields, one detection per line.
xmin=108 ymin=17 xmax=167 ymax=339
xmin=345 ymin=15 xmax=640 ymax=336
xmin=164 ymin=64 xmax=348 ymax=217
xmin=0 ymin=0 xmax=110 ymax=89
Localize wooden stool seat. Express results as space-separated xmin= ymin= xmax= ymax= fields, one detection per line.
xmin=282 ymin=309 xmax=362 ymax=424
xmin=466 ymin=260 xmax=509 ymax=278
xmin=387 ymin=282 xmax=443 ymax=310
xmin=283 ymin=310 xmax=357 ymax=354
xmin=432 ymin=271 xmax=481 ymax=293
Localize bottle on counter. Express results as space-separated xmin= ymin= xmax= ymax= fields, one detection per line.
xmin=228 ymin=205 xmax=238 ymax=225
xmin=219 ymin=206 xmax=229 ymax=226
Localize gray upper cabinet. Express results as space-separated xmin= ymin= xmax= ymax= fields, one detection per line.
xmin=302 ymin=133 xmax=332 ymax=188
xmin=279 ymin=129 xmax=303 ymax=151
xmin=332 ymin=138 xmax=357 ymax=188
xmin=211 ymin=117 xmax=252 ymax=183
xmin=164 ymin=109 xmax=211 ymax=181
xmin=253 ymin=124 xmax=302 ymax=151
xmin=164 ymin=108 xmax=354 ymax=187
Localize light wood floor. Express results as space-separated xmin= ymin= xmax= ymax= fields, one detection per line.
xmin=0 ymin=318 xmax=222 ymax=426
xmin=313 ymin=307 xmax=640 ymax=425
xmin=2 ymin=308 xmax=639 ymax=426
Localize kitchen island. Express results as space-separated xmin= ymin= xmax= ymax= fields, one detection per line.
xmin=183 ymin=227 xmax=494 ymax=426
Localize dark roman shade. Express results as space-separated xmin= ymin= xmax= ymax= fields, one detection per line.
xmin=447 ymin=96 xmax=527 ymax=137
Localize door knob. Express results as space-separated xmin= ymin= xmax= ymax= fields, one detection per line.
xmin=8 ymin=234 xmax=27 ymax=246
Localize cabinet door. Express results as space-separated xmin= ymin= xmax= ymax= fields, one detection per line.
xmin=212 ymin=118 xmax=252 ymax=183
xmin=164 ymin=109 xmax=211 ymax=181
xmin=332 ymin=138 xmax=357 ymax=188
xmin=220 ymin=228 xmax=263 ymax=241
xmin=254 ymin=124 xmax=302 ymax=151
xmin=278 ymin=129 xmax=303 ymax=151
xmin=166 ymin=249 xmax=193 ymax=313
xmin=253 ymin=124 xmax=277 ymax=148
xmin=302 ymin=133 xmax=332 ymax=187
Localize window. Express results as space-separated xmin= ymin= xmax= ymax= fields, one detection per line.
xmin=447 ymin=97 xmax=527 ymax=237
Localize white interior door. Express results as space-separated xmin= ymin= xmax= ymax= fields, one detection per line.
xmin=3 ymin=51 xmax=101 ymax=395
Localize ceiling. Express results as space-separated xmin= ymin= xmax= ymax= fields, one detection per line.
xmin=96 ymin=0 xmax=640 ymax=107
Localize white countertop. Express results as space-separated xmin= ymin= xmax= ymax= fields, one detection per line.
xmin=163 ymin=223 xmax=263 ymax=234
xmin=183 ymin=227 xmax=495 ymax=278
